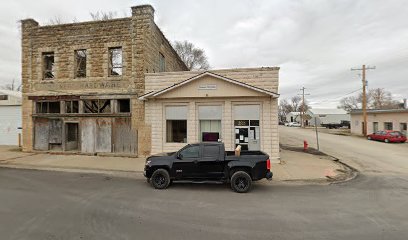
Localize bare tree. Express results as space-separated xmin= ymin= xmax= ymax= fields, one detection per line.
xmin=90 ymin=11 xmax=118 ymax=21
xmin=1 ymin=79 xmax=21 ymax=92
xmin=47 ymin=16 xmax=64 ymax=25
xmin=173 ymin=41 xmax=210 ymax=70
xmin=279 ymin=96 xmax=310 ymax=121
xmin=338 ymin=95 xmax=362 ymax=111
xmin=368 ymin=88 xmax=399 ymax=109
xmin=338 ymin=88 xmax=400 ymax=111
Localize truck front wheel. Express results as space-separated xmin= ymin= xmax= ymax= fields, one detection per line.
xmin=151 ymin=169 xmax=170 ymax=189
xmin=231 ymin=171 xmax=252 ymax=193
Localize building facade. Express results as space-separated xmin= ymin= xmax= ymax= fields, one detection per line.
xmin=307 ymin=109 xmax=350 ymax=126
xmin=350 ymin=109 xmax=408 ymax=136
xmin=21 ymin=5 xmax=187 ymax=155
xmin=0 ymin=90 xmax=22 ymax=145
xmin=140 ymin=68 xmax=280 ymax=161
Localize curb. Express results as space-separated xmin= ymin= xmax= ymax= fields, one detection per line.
xmin=0 ymin=164 xmax=144 ymax=179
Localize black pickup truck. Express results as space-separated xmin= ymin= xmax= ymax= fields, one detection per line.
xmin=144 ymin=142 xmax=272 ymax=193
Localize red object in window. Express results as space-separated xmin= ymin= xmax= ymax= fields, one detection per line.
xmin=266 ymin=159 xmax=271 ymax=170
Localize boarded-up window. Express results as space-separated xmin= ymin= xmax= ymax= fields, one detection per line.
xmin=159 ymin=52 xmax=165 ymax=72
xmin=42 ymin=52 xmax=55 ymax=79
xmin=75 ymin=49 xmax=87 ymax=78
xmin=109 ymin=47 xmax=122 ymax=76
xmin=83 ymin=99 xmax=111 ymax=113
xmin=65 ymin=101 xmax=79 ymax=113
xmin=36 ymin=101 xmax=60 ymax=114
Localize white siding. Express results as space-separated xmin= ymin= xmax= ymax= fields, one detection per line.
xmin=0 ymin=106 xmax=22 ymax=145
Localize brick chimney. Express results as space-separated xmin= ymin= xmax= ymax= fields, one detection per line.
xmin=131 ymin=4 xmax=155 ymax=20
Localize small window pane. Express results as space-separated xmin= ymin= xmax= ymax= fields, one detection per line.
xmin=118 ymin=99 xmax=130 ymax=113
xmin=83 ymin=100 xmax=111 ymax=113
xmin=65 ymin=101 xmax=79 ymax=113
xmin=180 ymin=145 xmax=199 ymax=158
xmin=109 ymin=47 xmax=122 ymax=76
xmin=75 ymin=50 xmax=87 ymax=78
xmin=203 ymin=145 xmax=220 ymax=158
xmin=166 ymin=120 xmax=187 ymax=143
xmin=48 ymin=102 xmax=60 ymax=113
xmin=43 ymin=52 xmax=55 ymax=79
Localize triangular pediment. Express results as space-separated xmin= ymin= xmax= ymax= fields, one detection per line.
xmin=139 ymin=72 xmax=279 ymax=100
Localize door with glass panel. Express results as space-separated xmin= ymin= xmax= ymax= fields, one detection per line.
xmin=234 ymin=105 xmax=261 ymax=151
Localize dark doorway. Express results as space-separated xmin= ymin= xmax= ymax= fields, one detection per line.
xmin=65 ymin=123 xmax=79 ymax=151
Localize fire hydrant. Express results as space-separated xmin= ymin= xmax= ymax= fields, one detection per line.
xmin=303 ymin=140 xmax=308 ymax=151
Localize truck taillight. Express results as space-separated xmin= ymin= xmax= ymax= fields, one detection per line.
xmin=266 ymin=159 xmax=271 ymax=170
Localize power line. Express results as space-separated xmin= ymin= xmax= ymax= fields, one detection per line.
xmin=312 ymin=88 xmax=361 ymax=104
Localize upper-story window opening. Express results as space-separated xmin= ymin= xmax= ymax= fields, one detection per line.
xmin=42 ymin=52 xmax=55 ymax=79
xmin=75 ymin=49 xmax=87 ymax=78
xmin=109 ymin=47 xmax=123 ymax=76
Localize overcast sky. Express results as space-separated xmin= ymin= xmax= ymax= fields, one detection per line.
xmin=1 ymin=0 xmax=407 ymax=107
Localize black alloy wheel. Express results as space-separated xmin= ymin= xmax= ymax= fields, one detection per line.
xmin=231 ymin=171 xmax=252 ymax=193
xmin=151 ymin=169 xmax=170 ymax=189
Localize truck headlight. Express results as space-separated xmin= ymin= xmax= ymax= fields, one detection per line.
xmin=145 ymin=160 xmax=151 ymax=166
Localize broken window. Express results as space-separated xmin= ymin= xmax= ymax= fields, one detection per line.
xmin=0 ymin=95 xmax=8 ymax=100
xmin=159 ymin=52 xmax=165 ymax=72
xmin=75 ymin=49 xmax=87 ymax=78
xmin=36 ymin=101 xmax=60 ymax=114
xmin=83 ymin=99 xmax=111 ymax=113
xmin=65 ymin=101 xmax=79 ymax=113
xmin=43 ymin=52 xmax=55 ymax=79
xmin=109 ymin=47 xmax=122 ymax=76
xmin=118 ymin=99 xmax=130 ymax=113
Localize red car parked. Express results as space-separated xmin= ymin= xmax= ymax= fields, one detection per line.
xmin=367 ymin=130 xmax=407 ymax=143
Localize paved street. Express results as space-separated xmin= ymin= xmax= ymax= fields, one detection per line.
xmin=280 ymin=126 xmax=408 ymax=175
xmin=0 ymin=128 xmax=407 ymax=240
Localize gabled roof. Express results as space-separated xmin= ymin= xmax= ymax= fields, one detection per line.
xmin=139 ymin=71 xmax=280 ymax=100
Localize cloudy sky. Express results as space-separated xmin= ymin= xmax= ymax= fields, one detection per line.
xmin=1 ymin=0 xmax=407 ymax=107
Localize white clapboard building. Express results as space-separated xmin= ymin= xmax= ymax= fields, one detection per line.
xmin=0 ymin=90 xmax=22 ymax=145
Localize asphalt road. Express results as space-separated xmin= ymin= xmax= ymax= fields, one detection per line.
xmin=280 ymin=126 xmax=408 ymax=174
xmin=0 ymin=128 xmax=407 ymax=240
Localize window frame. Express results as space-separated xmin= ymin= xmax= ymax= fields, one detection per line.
xmin=74 ymin=49 xmax=87 ymax=78
xmin=35 ymin=101 xmax=61 ymax=114
xmin=83 ymin=99 xmax=112 ymax=114
xmin=108 ymin=47 xmax=123 ymax=76
xmin=178 ymin=145 xmax=200 ymax=159
xmin=65 ymin=100 xmax=79 ymax=114
xmin=42 ymin=52 xmax=55 ymax=80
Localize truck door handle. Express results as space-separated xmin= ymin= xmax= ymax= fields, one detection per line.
xmin=193 ymin=160 xmax=198 ymax=164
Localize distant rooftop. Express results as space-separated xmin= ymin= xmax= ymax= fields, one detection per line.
xmin=308 ymin=108 xmax=348 ymax=115
xmin=350 ymin=109 xmax=408 ymax=114
xmin=0 ymin=89 xmax=22 ymax=98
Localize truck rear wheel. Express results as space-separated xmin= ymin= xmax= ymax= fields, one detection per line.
xmin=231 ymin=171 xmax=252 ymax=193
xmin=151 ymin=169 xmax=170 ymax=189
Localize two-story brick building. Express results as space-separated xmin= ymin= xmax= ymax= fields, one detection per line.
xmin=21 ymin=5 xmax=187 ymax=156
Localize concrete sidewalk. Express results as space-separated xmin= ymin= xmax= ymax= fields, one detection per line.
xmin=0 ymin=145 xmax=349 ymax=183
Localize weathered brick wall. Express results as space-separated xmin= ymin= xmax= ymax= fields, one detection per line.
xmin=21 ymin=5 xmax=187 ymax=154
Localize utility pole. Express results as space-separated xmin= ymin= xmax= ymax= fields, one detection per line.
xmin=351 ymin=65 xmax=376 ymax=136
xmin=298 ymin=87 xmax=310 ymax=128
